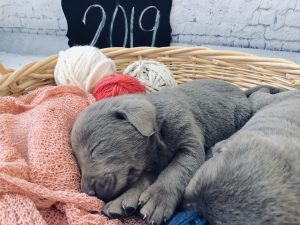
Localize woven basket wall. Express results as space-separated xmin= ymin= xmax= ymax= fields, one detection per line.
xmin=1 ymin=46 xmax=300 ymax=97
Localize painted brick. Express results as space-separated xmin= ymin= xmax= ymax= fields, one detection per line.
xmin=273 ymin=12 xmax=286 ymax=30
xmin=265 ymin=27 xmax=300 ymax=41
xmin=232 ymin=38 xmax=250 ymax=47
xmin=237 ymin=25 xmax=266 ymax=39
xmin=260 ymin=0 xmax=297 ymax=11
xmin=259 ymin=10 xmax=275 ymax=26
xmin=266 ymin=40 xmax=283 ymax=50
xmin=250 ymin=10 xmax=261 ymax=25
xmin=249 ymin=39 xmax=266 ymax=49
xmin=296 ymin=0 xmax=300 ymax=11
xmin=285 ymin=11 xmax=300 ymax=27
xmin=1 ymin=16 xmax=22 ymax=28
xmin=58 ymin=18 xmax=68 ymax=30
xmin=281 ymin=42 xmax=300 ymax=51
xmin=3 ymin=4 xmax=34 ymax=18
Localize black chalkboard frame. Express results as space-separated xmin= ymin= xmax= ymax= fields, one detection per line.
xmin=62 ymin=0 xmax=173 ymax=48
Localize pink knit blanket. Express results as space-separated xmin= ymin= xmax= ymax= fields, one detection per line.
xmin=0 ymin=86 xmax=145 ymax=225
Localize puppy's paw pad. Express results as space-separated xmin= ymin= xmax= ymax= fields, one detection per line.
xmin=139 ymin=187 xmax=177 ymax=225
xmin=103 ymin=199 xmax=124 ymax=218
xmin=103 ymin=187 xmax=143 ymax=218
xmin=121 ymin=192 xmax=140 ymax=210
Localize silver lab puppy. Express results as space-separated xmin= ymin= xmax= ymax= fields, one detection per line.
xmin=183 ymin=88 xmax=300 ymax=225
xmin=70 ymin=80 xmax=252 ymax=224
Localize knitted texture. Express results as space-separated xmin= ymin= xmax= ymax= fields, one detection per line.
xmin=0 ymin=86 xmax=146 ymax=225
xmin=124 ymin=60 xmax=177 ymax=93
xmin=92 ymin=74 xmax=147 ymax=101
xmin=54 ymin=46 xmax=116 ymax=92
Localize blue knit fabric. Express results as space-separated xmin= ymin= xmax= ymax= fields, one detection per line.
xmin=167 ymin=211 xmax=206 ymax=225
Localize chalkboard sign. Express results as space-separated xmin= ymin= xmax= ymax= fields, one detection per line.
xmin=61 ymin=0 xmax=173 ymax=48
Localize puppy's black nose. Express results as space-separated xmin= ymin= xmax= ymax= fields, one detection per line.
xmin=95 ymin=173 xmax=116 ymax=202
xmin=81 ymin=177 xmax=96 ymax=196
xmin=86 ymin=188 xmax=96 ymax=196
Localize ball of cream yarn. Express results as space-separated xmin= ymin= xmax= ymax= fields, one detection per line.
xmin=124 ymin=60 xmax=177 ymax=92
xmin=54 ymin=46 xmax=116 ymax=92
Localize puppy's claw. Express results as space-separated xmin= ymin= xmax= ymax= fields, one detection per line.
xmin=151 ymin=220 xmax=156 ymax=225
xmin=163 ymin=217 xmax=167 ymax=224
xmin=142 ymin=213 xmax=147 ymax=220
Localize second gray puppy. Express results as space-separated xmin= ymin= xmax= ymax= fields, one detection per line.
xmin=71 ymin=80 xmax=251 ymax=224
xmin=183 ymin=88 xmax=300 ymax=225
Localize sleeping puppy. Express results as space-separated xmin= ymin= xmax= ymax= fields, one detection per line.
xmin=183 ymin=87 xmax=300 ymax=225
xmin=70 ymin=80 xmax=252 ymax=224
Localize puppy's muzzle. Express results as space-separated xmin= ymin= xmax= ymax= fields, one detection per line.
xmin=81 ymin=173 xmax=116 ymax=202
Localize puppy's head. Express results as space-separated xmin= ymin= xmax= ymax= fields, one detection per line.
xmin=71 ymin=95 xmax=156 ymax=202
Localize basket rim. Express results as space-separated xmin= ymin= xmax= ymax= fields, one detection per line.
xmin=101 ymin=46 xmax=299 ymax=64
xmin=1 ymin=46 xmax=300 ymax=97
xmin=2 ymin=46 xmax=300 ymax=71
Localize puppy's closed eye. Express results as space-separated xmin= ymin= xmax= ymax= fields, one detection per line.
xmin=89 ymin=142 xmax=105 ymax=159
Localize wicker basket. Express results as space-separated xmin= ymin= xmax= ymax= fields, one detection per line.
xmin=1 ymin=46 xmax=300 ymax=97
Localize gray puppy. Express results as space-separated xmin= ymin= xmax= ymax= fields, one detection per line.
xmin=70 ymin=80 xmax=251 ymax=224
xmin=183 ymin=88 xmax=300 ymax=225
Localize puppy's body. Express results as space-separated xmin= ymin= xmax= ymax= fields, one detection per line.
xmin=148 ymin=80 xmax=250 ymax=152
xmin=183 ymin=89 xmax=300 ymax=225
xmin=71 ymin=80 xmax=251 ymax=224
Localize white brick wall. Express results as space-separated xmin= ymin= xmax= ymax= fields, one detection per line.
xmin=171 ymin=0 xmax=300 ymax=52
xmin=0 ymin=0 xmax=67 ymax=34
xmin=1 ymin=0 xmax=300 ymax=54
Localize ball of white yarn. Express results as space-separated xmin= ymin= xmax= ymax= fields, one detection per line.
xmin=54 ymin=46 xmax=116 ymax=92
xmin=124 ymin=60 xmax=177 ymax=93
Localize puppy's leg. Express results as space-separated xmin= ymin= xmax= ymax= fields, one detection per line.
xmin=103 ymin=172 xmax=157 ymax=218
xmin=139 ymin=125 xmax=205 ymax=225
xmin=250 ymin=90 xmax=297 ymax=113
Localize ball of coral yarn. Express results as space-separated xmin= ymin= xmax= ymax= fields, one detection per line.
xmin=54 ymin=45 xmax=116 ymax=92
xmin=124 ymin=60 xmax=177 ymax=93
xmin=92 ymin=74 xmax=147 ymax=101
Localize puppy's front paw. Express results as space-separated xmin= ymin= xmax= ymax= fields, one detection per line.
xmin=139 ymin=185 xmax=178 ymax=225
xmin=211 ymin=139 xmax=229 ymax=156
xmin=103 ymin=188 xmax=141 ymax=218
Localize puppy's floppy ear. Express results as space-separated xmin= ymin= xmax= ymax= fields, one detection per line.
xmin=115 ymin=99 xmax=156 ymax=136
